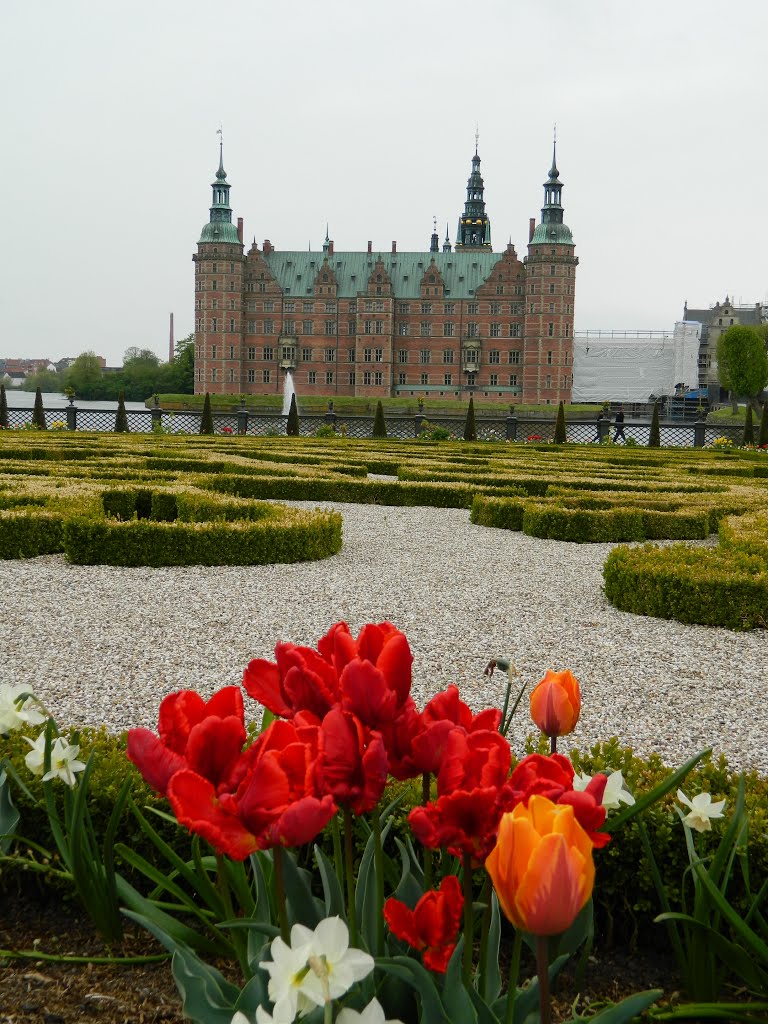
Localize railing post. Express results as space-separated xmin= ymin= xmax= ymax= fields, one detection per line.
xmin=150 ymin=405 xmax=163 ymax=431
xmin=66 ymin=400 xmax=77 ymax=431
xmin=693 ymin=416 xmax=707 ymax=448
xmin=506 ymin=414 xmax=518 ymax=441
xmin=237 ymin=398 xmax=249 ymax=436
xmin=414 ymin=414 xmax=425 ymax=437
xmin=325 ymin=400 xmax=337 ymax=431
xmin=599 ymin=418 xmax=611 ymax=442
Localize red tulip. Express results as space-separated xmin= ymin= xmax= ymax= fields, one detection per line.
xmin=436 ymin=729 xmax=511 ymax=795
xmin=127 ymin=686 xmax=245 ymax=796
xmin=507 ymin=754 xmax=609 ymax=848
xmin=529 ymin=669 xmax=581 ymax=738
xmin=408 ymin=785 xmax=511 ymax=864
xmin=384 ymin=874 xmax=464 ymax=972
xmin=243 ymin=640 xmax=341 ymax=720
xmin=315 ymin=707 xmax=388 ymax=815
xmin=409 ymin=685 xmax=502 ymax=776
xmin=167 ymin=717 xmax=336 ymax=860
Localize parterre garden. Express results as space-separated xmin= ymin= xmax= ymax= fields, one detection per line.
xmin=2 ymin=431 xmax=768 ymax=1023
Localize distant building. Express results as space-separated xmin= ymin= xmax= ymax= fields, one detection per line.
xmin=193 ymin=140 xmax=578 ymax=404
xmin=683 ymin=297 xmax=766 ymax=396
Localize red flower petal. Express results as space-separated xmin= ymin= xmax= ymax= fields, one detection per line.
xmin=383 ymin=898 xmax=424 ymax=950
xmin=242 ymin=658 xmax=292 ymax=717
xmin=158 ymin=691 xmax=207 ymax=753
xmin=126 ymin=728 xmax=187 ymax=795
xmin=168 ymin=771 xmax=258 ymax=860
xmin=185 ymin=715 xmax=247 ymax=791
xmin=340 ymin=658 xmax=399 ymax=728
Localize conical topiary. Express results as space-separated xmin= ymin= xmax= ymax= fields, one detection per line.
xmin=553 ymin=400 xmax=567 ymax=444
xmin=114 ymin=390 xmax=130 ymax=433
xmin=743 ymin=405 xmax=755 ymax=447
xmin=31 ymin=387 xmax=47 ymax=430
xmin=648 ymin=402 xmax=660 ymax=448
xmin=372 ymin=400 xmax=387 ymax=439
xmin=0 ymin=384 xmax=8 ymax=429
xmin=286 ymin=393 xmax=299 ymax=436
xmin=200 ymin=392 xmax=214 ymax=435
xmin=463 ymin=396 xmax=476 ymax=442
xmin=758 ymin=402 xmax=768 ymax=448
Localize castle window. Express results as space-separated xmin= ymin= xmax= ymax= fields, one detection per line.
xmin=211 ymin=344 xmax=218 ymax=359
xmin=248 ymin=346 xmax=256 ymax=359
xmin=325 ymin=348 xmax=336 ymax=362
xmin=349 ymin=371 xmax=356 ymax=385
xmin=496 ymin=285 xmax=504 ymax=295
xmin=364 ymin=320 xmax=374 ymax=334
xmin=490 ymin=374 xmax=498 ymax=386
xmin=550 ymin=265 xmax=556 ymax=275
xmin=228 ymin=345 xmax=235 ymax=359
xmin=549 ymin=283 xmax=555 ymax=294
xmin=429 ymin=275 xmax=435 ymax=283
xmin=247 ymin=369 xmax=255 ymax=383
xmin=549 ymin=303 xmax=555 ymax=313
xmin=265 ymin=301 xmax=274 ymax=311
xmin=324 ymin=321 xmax=337 ymax=335
xmin=398 ymin=372 xmax=406 ymax=385
xmin=303 ymin=320 xmax=313 ymax=335
xmin=420 ymin=322 xmax=432 ymax=337
xmin=546 ymin=374 xmax=552 ymax=388
xmin=444 ymin=303 xmax=455 ymax=314
xmin=229 ymin=319 xmax=235 ymax=332
xmin=509 ymin=374 xmax=518 ymax=386
xmin=375 ymin=300 xmax=384 ymax=312
xmin=264 ymin=320 xmax=274 ymax=334
xmin=547 ymin=351 xmax=553 ymax=364
xmin=308 ymin=371 xmax=317 ymax=384
xmin=364 ymin=348 xmax=372 ymax=361
xmin=263 ymin=369 xmax=271 ymax=383
xmin=212 ymin=319 xmax=218 ymax=333
xmin=212 ymin=299 xmax=218 ymax=309
xmin=228 ymin=369 xmax=236 ymax=383
xmin=420 ymin=350 xmax=430 ymax=364
xmin=399 ymin=323 xmax=408 ymax=336
xmin=258 ymin=283 xmax=266 ymax=292
xmin=303 ymin=301 xmax=313 ymax=312
xmin=212 ymin=264 xmax=217 ymax=273
xmin=467 ymin=323 xmax=478 ymax=337
xmin=263 ymin=346 xmax=274 ymax=360
xmin=548 ymin=323 xmax=554 ymax=337
xmin=565 ymin=323 xmax=570 ymax=337
xmin=322 ymin=274 xmax=328 ymax=282
xmin=302 ymin=347 xmax=312 ymax=361
xmin=398 ymin=349 xmax=408 ymax=363
xmin=375 ymin=348 xmax=383 ymax=362
xmin=326 ymin=302 xmax=337 ymax=312
xmin=363 ymin=371 xmax=372 ymax=385
xmin=375 ymin=321 xmax=384 ymax=334
xmin=285 ymin=301 xmax=295 ymax=312
xmin=421 ymin=302 xmax=432 ymax=314
xmin=444 ymin=373 xmax=452 ymax=385
xmin=420 ymin=373 xmax=428 ymax=385
xmin=490 ymin=323 xmax=501 ymax=338
xmin=490 ymin=302 xmax=501 ymax=315
xmin=374 ymin=372 xmax=383 ymax=386
xmin=443 ymin=350 xmax=454 ymax=363
xmin=326 ymin=371 xmax=334 ymax=385
xmin=212 ymin=280 xmax=217 ymax=290
xmin=348 ymin=320 xmax=356 ymax=335
xmin=376 ymin=274 xmax=382 ymax=283
xmin=211 ymin=368 xmax=218 ymax=382
xmin=467 ymin=302 xmax=478 ymax=314
xmin=444 ymin=322 xmax=455 ymax=337
xmin=229 ymin=299 xmax=236 ymax=310
xmin=347 ymin=349 xmax=355 ymax=362
xmin=489 ymin=350 xmax=500 ymax=364
xmin=510 ymin=350 xmax=521 ymax=365
xmin=398 ymin=303 xmax=410 ymax=314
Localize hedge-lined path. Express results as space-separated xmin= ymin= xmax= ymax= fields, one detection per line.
xmin=1 ymin=500 xmax=764 ymax=775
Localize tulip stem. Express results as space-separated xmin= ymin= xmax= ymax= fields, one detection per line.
xmin=372 ymin=806 xmax=385 ymax=955
xmin=478 ymin=878 xmax=492 ymax=997
xmin=273 ymin=846 xmax=290 ymax=943
xmin=422 ymin=772 xmax=433 ymax=890
xmin=536 ymin=935 xmax=551 ymax=1024
xmin=216 ymin=853 xmax=248 ymax=976
xmin=550 ymin=735 xmax=557 ymax=755
xmin=505 ymin=930 xmax=523 ymax=1024
xmin=344 ymin=807 xmax=358 ymax=947
xmin=331 ymin=814 xmax=344 ymax=891
xmin=462 ymin=852 xmax=473 ymax=986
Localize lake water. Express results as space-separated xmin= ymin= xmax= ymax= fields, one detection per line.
xmin=3 ymin=391 xmax=147 ymax=411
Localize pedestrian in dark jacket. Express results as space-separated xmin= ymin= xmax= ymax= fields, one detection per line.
xmin=613 ymin=405 xmax=626 ymax=443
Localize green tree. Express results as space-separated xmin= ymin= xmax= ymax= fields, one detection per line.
xmin=372 ymin=400 xmax=387 ymax=438
xmin=648 ymin=402 xmax=660 ymax=448
xmin=759 ymin=402 xmax=768 ymax=448
xmin=286 ymin=393 xmax=299 ymax=436
xmin=200 ymin=392 xmax=213 ymax=435
xmin=21 ymin=368 xmax=60 ymax=393
xmin=463 ymin=396 xmax=476 ymax=442
xmin=716 ymin=325 xmax=768 ymax=414
xmin=63 ymin=352 xmax=107 ymax=399
xmin=114 ymin=390 xmax=129 ymax=433
xmin=0 ymin=384 xmax=8 ymax=428
xmin=742 ymin=405 xmax=755 ymax=447
xmin=553 ymin=400 xmax=567 ymax=444
xmin=31 ymin=387 xmax=47 ymax=429
xmin=120 ymin=348 xmax=162 ymax=401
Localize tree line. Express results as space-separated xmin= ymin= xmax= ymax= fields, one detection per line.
xmin=20 ymin=336 xmax=194 ymax=401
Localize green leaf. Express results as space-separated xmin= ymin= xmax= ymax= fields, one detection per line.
xmin=117 ymin=876 xmax=229 ymax=959
xmin=171 ymin=946 xmax=240 ymax=1024
xmin=393 ymin=836 xmax=424 ymax=906
xmin=280 ymin=847 xmax=322 ymax=928
xmin=582 ymin=988 xmax=662 ymax=1022
xmin=442 ymin=937 xmax=477 ymax=1024
xmin=691 ymin=856 xmax=768 ymax=964
xmin=233 ymin=971 xmax=270 ymax=1017
xmin=376 ymin=956 xmax=448 ymax=1024
xmin=355 ymin=827 xmax=378 ymax=950
xmin=314 ymin=843 xmax=345 ymax=918
xmin=510 ymin=954 xmax=570 ymax=1024
xmin=605 ymin=748 xmax=711 ymax=832
xmin=480 ymin=891 xmax=502 ymax=1004
xmin=0 ymin=767 xmax=20 ymax=854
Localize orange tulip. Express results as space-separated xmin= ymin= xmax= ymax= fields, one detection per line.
xmin=529 ymin=669 xmax=581 ymax=737
xmin=485 ymin=795 xmax=595 ymax=936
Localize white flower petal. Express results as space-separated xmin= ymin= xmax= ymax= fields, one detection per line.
xmin=572 ymin=772 xmax=591 ymax=792
xmin=313 ymin=917 xmax=349 ymax=962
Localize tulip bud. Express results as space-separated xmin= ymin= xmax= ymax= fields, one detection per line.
xmin=529 ymin=669 xmax=581 ymax=738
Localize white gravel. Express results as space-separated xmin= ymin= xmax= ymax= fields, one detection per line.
xmin=1 ymin=501 xmax=765 ymax=776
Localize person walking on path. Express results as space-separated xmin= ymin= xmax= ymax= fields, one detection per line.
xmin=613 ymin=405 xmax=626 ymax=443
xmin=593 ymin=409 xmax=605 ymax=442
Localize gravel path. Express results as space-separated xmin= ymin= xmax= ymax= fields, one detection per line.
xmin=1 ymin=501 xmax=764 ymax=775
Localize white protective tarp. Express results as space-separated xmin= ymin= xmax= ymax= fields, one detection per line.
xmin=572 ymin=323 xmax=701 ymax=403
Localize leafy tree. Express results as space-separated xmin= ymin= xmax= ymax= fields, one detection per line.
xmin=286 ymin=393 xmax=299 ymax=436
xmin=759 ymin=402 xmax=768 ymax=448
xmin=114 ymin=390 xmax=129 ymax=433
xmin=31 ymin=388 xmax=47 ymax=429
xmin=0 ymin=384 xmax=8 ymax=428
xmin=21 ymin=368 xmax=60 ymax=393
xmin=648 ymin=402 xmax=660 ymax=448
xmin=463 ymin=396 xmax=476 ymax=442
xmin=742 ymin=405 xmax=755 ymax=447
xmin=200 ymin=392 xmax=213 ymax=435
xmin=120 ymin=348 xmax=162 ymax=401
xmin=372 ymin=400 xmax=387 ymax=438
xmin=63 ymin=352 xmax=108 ymax=400
xmin=553 ymin=400 xmax=567 ymax=444
xmin=716 ymin=325 xmax=768 ymax=414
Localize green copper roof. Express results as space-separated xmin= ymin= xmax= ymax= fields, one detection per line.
xmin=530 ymin=222 xmax=574 ymax=246
xmin=199 ymin=221 xmax=241 ymax=244
xmin=262 ymin=250 xmax=505 ymax=299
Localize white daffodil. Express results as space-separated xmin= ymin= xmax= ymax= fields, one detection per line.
xmin=0 ymin=684 xmax=45 ymax=734
xmin=677 ymin=790 xmax=726 ymax=833
xmin=298 ymin=918 xmax=374 ymax=1011
xmin=572 ymin=770 xmax=635 ymax=810
xmin=337 ymin=998 xmax=404 ymax=1024
xmin=230 ymin=1011 xmax=274 ymax=1024
xmin=259 ymin=926 xmax=315 ymax=1024
xmin=24 ymin=733 xmax=86 ymax=787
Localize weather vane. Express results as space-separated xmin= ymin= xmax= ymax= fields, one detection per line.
xmin=433 ymin=215 xmax=437 ymax=233
xmin=475 ymin=124 xmax=479 ymax=153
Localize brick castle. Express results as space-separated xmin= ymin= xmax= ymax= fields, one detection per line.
xmin=193 ymin=141 xmax=577 ymax=404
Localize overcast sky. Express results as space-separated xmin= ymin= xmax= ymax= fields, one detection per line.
xmin=1 ymin=0 xmax=765 ymax=366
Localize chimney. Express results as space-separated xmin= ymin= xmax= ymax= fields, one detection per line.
xmin=391 ymin=241 xmax=397 ymax=254
xmin=328 ymin=240 xmax=334 ymax=256
xmin=367 ymin=240 xmax=372 ymax=254
xmin=528 ymin=218 xmax=536 ymax=243
xmin=263 ymin=239 xmax=272 ymax=255
xmin=169 ymin=312 xmax=174 ymax=362
xmin=237 ymin=217 xmax=244 ymax=244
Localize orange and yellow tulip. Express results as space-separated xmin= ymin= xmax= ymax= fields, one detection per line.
xmin=485 ymin=795 xmax=595 ymax=936
xmin=529 ymin=669 xmax=581 ymax=737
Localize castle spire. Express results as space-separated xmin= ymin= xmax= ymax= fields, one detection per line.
xmin=455 ymin=141 xmax=492 ymax=251
xmin=429 ymin=215 xmax=439 ymax=253
xmin=198 ymin=133 xmax=240 ymax=244
xmin=529 ymin=139 xmax=574 ymax=246
xmin=443 ymin=223 xmax=452 ymax=253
